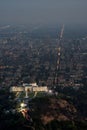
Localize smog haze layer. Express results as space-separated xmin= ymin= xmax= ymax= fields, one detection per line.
xmin=0 ymin=0 xmax=87 ymax=27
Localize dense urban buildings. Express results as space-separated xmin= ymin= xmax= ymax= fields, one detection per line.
xmin=0 ymin=25 xmax=87 ymax=89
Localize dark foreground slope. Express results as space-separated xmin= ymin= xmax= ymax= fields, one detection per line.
xmin=0 ymin=88 xmax=87 ymax=130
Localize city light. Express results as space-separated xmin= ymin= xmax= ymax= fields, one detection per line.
xmin=20 ymin=103 xmax=27 ymax=108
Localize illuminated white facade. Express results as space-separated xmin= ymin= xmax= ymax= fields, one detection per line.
xmin=33 ymin=86 xmax=48 ymax=92
xmin=10 ymin=86 xmax=24 ymax=92
xmin=10 ymin=83 xmax=48 ymax=93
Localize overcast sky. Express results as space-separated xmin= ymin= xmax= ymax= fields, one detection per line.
xmin=0 ymin=0 xmax=87 ymax=26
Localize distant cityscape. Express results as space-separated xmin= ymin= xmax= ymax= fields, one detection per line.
xmin=0 ymin=25 xmax=87 ymax=89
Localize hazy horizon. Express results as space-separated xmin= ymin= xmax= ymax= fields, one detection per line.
xmin=0 ymin=0 xmax=87 ymax=26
